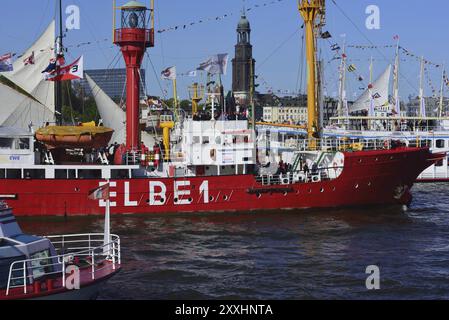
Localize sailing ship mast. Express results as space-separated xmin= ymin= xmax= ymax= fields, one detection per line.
xmin=439 ymin=63 xmax=445 ymax=118
xmin=337 ymin=36 xmax=347 ymax=118
xmin=393 ymin=36 xmax=400 ymax=116
xmin=298 ymin=0 xmax=325 ymax=147
xmin=419 ymin=56 xmax=426 ymax=118
xmin=55 ymin=0 xmax=64 ymax=125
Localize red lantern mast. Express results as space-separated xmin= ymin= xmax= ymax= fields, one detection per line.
xmin=113 ymin=0 xmax=154 ymax=151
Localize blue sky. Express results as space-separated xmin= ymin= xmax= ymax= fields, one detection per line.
xmin=1 ymin=0 xmax=448 ymax=101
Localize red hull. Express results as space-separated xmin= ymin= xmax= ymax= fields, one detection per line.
xmin=0 ymin=147 xmax=440 ymax=217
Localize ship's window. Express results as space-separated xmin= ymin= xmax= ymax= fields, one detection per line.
xmin=436 ymin=139 xmax=445 ymax=148
xmin=0 ymin=169 xmax=5 ymax=179
xmin=193 ymin=136 xmax=200 ymax=144
xmin=435 ymin=159 xmax=444 ymax=167
xmin=244 ymin=136 xmax=249 ymax=143
xmin=6 ymin=169 xmax=21 ymax=179
xmin=55 ymin=169 xmax=68 ymax=179
xmin=202 ymin=136 xmax=210 ymax=144
xmin=24 ymin=169 xmax=45 ymax=179
xmin=111 ymin=169 xmax=129 ymax=179
xmin=0 ymin=138 xmax=13 ymax=149
xmin=68 ymin=170 xmax=76 ymax=179
xmin=78 ymin=169 xmax=102 ymax=179
xmin=215 ymin=136 xmax=221 ymax=144
xmin=16 ymin=138 xmax=30 ymax=150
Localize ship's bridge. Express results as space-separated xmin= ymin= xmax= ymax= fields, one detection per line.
xmin=181 ymin=119 xmax=256 ymax=175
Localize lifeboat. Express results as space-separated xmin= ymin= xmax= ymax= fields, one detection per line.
xmin=36 ymin=123 xmax=114 ymax=150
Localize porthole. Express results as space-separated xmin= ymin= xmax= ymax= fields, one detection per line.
xmin=358 ymin=159 xmax=362 ymax=163
xmin=188 ymin=198 xmax=193 ymax=203
xmin=355 ymin=184 xmax=359 ymax=189
xmin=320 ymin=188 xmax=324 ymax=193
xmin=174 ymin=198 xmax=178 ymax=203
xmin=209 ymin=196 xmax=214 ymax=202
xmin=308 ymin=189 xmax=312 ymax=194
xmin=283 ymin=191 xmax=288 ymax=196
xmin=160 ymin=198 xmax=165 ymax=203
xmin=223 ymin=195 xmax=229 ymax=201
xmin=332 ymin=186 xmax=336 ymax=192
xmin=367 ymin=182 xmax=372 ymax=187
xmin=256 ymin=193 xmax=262 ymax=199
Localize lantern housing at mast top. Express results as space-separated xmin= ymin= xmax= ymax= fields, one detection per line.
xmin=113 ymin=0 xmax=155 ymax=48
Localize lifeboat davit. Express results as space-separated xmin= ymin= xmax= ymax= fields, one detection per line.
xmin=35 ymin=122 xmax=114 ymax=149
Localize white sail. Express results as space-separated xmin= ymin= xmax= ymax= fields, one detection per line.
xmin=3 ymin=21 xmax=55 ymax=113
xmin=350 ymin=65 xmax=391 ymax=113
xmin=86 ymin=74 xmax=155 ymax=146
xmin=0 ymin=83 xmax=53 ymax=130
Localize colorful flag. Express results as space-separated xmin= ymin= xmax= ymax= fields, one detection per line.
xmin=197 ymin=54 xmax=229 ymax=75
xmin=42 ymin=59 xmax=57 ymax=74
xmin=0 ymin=53 xmax=13 ymax=72
xmin=161 ymin=66 xmax=177 ymax=80
xmin=321 ymin=31 xmax=332 ymax=39
xmin=88 ymin=184 xmax=110 ymax=200
xmin=45 ymin=56 xmax=84 ymax=81
xmin=347 ymin=64 xmax=356 ymax=72
xmin=187 ymin=70 xmax=197 ymax=77
xmin=23 ymin=51 xmax=35 ymax=66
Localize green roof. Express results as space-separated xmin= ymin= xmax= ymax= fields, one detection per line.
xmin=122 ymin=1 xmax=146 ymax=9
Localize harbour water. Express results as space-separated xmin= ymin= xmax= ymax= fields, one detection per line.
xmin=18 ymin=183 xmax=449 ymax=300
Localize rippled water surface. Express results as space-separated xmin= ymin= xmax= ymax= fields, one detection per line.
xmin=18 ymin=183 xmax=449 ymax=299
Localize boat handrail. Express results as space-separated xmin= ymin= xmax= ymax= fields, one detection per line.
xmin=5 ymin=233 xmax=121 ymax=296
xmin=270 ymin=137 xmax=431 ymax=152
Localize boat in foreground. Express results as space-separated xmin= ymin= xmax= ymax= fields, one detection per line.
xmin=0 ymin=201 xmax=121 ymax=300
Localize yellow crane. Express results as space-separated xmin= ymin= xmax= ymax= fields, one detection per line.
xmin=298 ymin=0 xmax=326 ymax=148
xmin=189 ymin=82 xmax=205 ymax=115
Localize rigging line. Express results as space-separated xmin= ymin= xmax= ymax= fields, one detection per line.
xmin=89 ymin=51 xmax=122 ymax=103
xmin=34 ymin=0 xmax=51 ymax=41
xmin=295 ymin=29 xmax=305 ymax=96
xmin=155 ymin=0 xmax=166 ymax=68
xmin=80 ymin=1 xmax=111 ymax=64
xmin=145 ymin=51 xmax=168 ymax=100
xmin=330 ymin=0 xmax=418 ymax=94
xmin=257 ymin=27 xmax=301 ymax=70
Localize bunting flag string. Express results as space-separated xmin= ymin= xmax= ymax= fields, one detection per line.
xmin=156 ymin=0 xmax=285 ymax=34
xmin=399 ymin=46 xmax=441 ymax=68
xmin=443 ymin=71 xmax=449 ymax=88
xmin=424 ymin=67 xmax=438 ymax=98
xmin=348 ymin=44 xmax=396 ymax=49
xmin=348 ymin=43 xmax=442 ymax=68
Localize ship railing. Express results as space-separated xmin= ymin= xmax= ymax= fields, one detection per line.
xmin=5 ymin=233 xmax=120 ymax=296
xmin=256 ymin=167 xmax=341 ymax=186
xmin=329 ymin=117 xmax=449 ymax=133
xmin=274 ymin=137 xmax=433 ymax=152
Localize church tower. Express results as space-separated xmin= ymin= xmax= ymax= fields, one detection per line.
xmin=232 ymin=10 xmax=256 ymax=107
